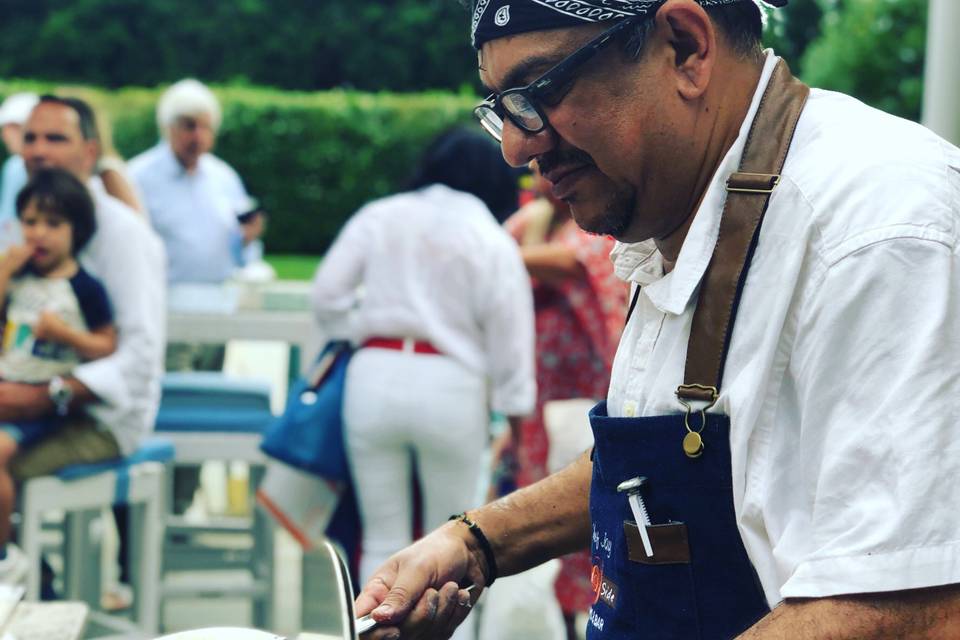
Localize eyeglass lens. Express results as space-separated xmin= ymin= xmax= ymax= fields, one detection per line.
xmin=502 ymin=94 xmax=544 ymax=131
xmin=475 ymin=106 xmax=504 ymax=142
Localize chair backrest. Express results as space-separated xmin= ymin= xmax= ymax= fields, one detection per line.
xmin=156 ymin=372 xmax=274 ymax=434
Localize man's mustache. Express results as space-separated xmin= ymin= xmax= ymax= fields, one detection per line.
xmin=537 ymin=147 xmax=596 ymax=177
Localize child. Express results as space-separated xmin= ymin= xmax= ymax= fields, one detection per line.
xmin=0 ymin=168 xmax=116 ymax=584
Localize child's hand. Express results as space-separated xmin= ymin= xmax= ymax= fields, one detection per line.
xmin=0 ymin=244 xmax=33 ymax=277
xmin=33 ymin=311 xmax=70 ymax=343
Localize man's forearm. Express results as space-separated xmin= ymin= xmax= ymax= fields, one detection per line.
xmin=739 ymin=585 xmax=960 ymax=639
xmin=65 ymin=376 xmax=96 ymax=406
xmin=57 ymin=326 xmax=117 ymax=361
xmin=520 ymin=244 xmax=584 ymax=284
xmin=469 ymin=450 xmax=592 ymax=578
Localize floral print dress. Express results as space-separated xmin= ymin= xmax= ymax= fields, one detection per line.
xmin=506 ymin=203 xmax=627 ymax=616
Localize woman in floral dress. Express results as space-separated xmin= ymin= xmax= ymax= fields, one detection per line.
xmin=500 ymin=164 xmax=627 ymax=637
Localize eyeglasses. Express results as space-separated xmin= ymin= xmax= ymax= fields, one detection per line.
xmin=474 ymin=16 xmax=641 ymax=143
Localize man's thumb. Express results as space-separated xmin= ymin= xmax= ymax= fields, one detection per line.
xmin=372 ymin=580 xmax=419 ymax=623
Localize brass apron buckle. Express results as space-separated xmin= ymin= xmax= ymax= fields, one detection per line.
xmin=675 ymin=385 xmax=718 ymax=459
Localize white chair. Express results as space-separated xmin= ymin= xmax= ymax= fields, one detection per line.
xmin=155 ymin=372 xmax=276 ymax=629
xmin=19 ymin=437 xmax=174 ymax=637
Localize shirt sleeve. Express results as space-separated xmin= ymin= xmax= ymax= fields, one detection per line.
xmin=70 ymin=269 xmax=114 ymax=330
xmin=310 ymin=208 xmax=370 ymax=339
xmin=478 ymin=233 xmax=536 ymax=417
xmin=224 ymin=162 xmax=251 ymax=212
xmin=780 ymin=232 xmax=960 ymax=598
xmin=73 ymin=215 xmax=166 ymax=424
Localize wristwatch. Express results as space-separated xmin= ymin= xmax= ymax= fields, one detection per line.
xmin=48 ymin=375 xmax=73 ymax=417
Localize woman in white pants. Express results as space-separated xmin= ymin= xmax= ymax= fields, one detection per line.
xmin=312 ymin=129 xmax=536 ymax=639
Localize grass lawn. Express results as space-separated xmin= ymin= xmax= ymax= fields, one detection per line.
xmin=265 ymin=254 xmax=321 ymax=281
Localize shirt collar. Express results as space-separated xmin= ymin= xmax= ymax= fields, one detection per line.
xmin=158 ymin=141 xmax=206 ymax=179
xmin=611 ymin=50 xmax=781 ymax=315
xmin=611 ymin=239 xmax=662 ymax=285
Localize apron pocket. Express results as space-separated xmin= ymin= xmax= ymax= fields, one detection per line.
xmin=624 ymin=521 xmax=690 ymax=564
xmin=625 ymin=555 xmax=701 ymax=639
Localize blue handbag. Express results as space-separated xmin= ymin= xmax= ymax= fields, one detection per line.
xmin=260 ymin=340 xmax=353 ymax=481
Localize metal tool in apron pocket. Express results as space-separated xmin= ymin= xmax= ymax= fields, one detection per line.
xmin=616 ymin=477 xmax=653 ymax=558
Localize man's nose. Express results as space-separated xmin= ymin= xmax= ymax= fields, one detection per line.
xmin=24 ymin=139 xmax=46 ymax=159
xmin=500 ymin=120 xmax=556 ymax=168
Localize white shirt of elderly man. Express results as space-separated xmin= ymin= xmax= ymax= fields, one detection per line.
xmin=129 ymin=79 xmax=251 ymax=285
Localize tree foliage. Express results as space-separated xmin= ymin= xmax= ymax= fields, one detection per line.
xmin=0 ymin=0 xmax=929 ymax=122
xmin=763 ymin=1 xmax=826 ymax=69
xmin=0 ymin=0 xmax=932 ymax=256
xmin=799 ymin=0 xmax=928 ymax=120
xmin=0 ymin=0 xmax=479 ymax=93
xmin=0 ymin=81 xmax=478 ymax=255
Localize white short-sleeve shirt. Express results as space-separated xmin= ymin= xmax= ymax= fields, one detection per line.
xmin=129 ymin=143 xmax=248 ymax=284
xmin=74 ymin=181 xmax=167 ymax=455
xmin=608 ymin=52 xmax=960 ymax=606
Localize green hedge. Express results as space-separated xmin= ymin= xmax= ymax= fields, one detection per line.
xmin=0 ymin=82 xmax=478 ymax=254
xmin=800 ymin=0 xmax=926 ymax=122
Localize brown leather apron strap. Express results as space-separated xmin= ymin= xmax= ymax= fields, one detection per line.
xmin=677 ymin=60 xmax=810 ymax=406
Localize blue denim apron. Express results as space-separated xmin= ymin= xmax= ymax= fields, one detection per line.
xmin=582 ymin=60 xmax=809 ymax=639
xmin=585 ymin=404 xmax=769 ymax=639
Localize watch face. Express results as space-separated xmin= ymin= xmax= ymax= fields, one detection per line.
xmin=52 ymin=382 xmax=67 ymax=399
xmin=49 ymin=377 xmax=72 ymax=414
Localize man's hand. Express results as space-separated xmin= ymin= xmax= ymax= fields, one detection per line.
xmin=33 ymin=310 xmax=71 ymax=343
xmin=0 ymin=244 xmax=33 ymax=277
xmin=355 ymin=521 xmax=485 ymax=639
xmin=355 ymin=452 xmax=594 ymax=638
xmin=240 ymin=212 xmax=265 ymax=245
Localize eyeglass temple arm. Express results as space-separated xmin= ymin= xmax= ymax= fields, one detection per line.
xmin=530 ymin=18 xmax=636 ymax=93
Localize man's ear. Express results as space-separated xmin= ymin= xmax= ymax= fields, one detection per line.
xmin=655 ymin=0 xmax=716 ymax=101
xmin=83 ymin=140 xmax=100 ymax=174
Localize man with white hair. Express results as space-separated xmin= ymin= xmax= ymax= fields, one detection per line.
xmin=129 ymin=78 xmax=262 ymax=284
xmin=0 ymin=93 xmax=39 ymax=247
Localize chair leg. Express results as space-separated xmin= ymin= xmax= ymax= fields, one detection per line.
xmin=63 ymin=510 xmax=99 ymax=603
xmin=21 ymin=490 xmax=43 ymax=601
xmin=135 ymin=471 xmax=163 ymax=635
xmin=252 ymin=505 xmax=275 ymax=629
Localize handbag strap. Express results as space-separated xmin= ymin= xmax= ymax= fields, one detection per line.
xmin=307 ymin=340 xmax=352 ymax=389
xmin=676 ymin=60 xmax=810 ymax=406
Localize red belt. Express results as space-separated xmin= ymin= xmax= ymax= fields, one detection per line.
xmin=362 ymin=337 xmax=442 ymax=355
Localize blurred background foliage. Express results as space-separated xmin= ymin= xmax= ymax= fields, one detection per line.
xmin=7 ymin=82 xmax=478 ymax=255
xmin=0 ymin=0 xmax=479 ymax=93
xmin=798 ymin=0 xmax=928 ymax=120
xmin=0 ymin=0 xmax=931 ymax=255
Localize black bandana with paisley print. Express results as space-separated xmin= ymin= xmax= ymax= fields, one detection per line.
xmin=471 ymin=0 xmax=788 ymax=49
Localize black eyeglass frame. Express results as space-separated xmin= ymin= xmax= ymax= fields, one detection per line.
xmin=474 ymin=15 xmax=643 ymax=142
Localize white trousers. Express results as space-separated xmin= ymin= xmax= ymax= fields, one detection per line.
xmin=344 ymin=346 xmax=487 ymax=639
